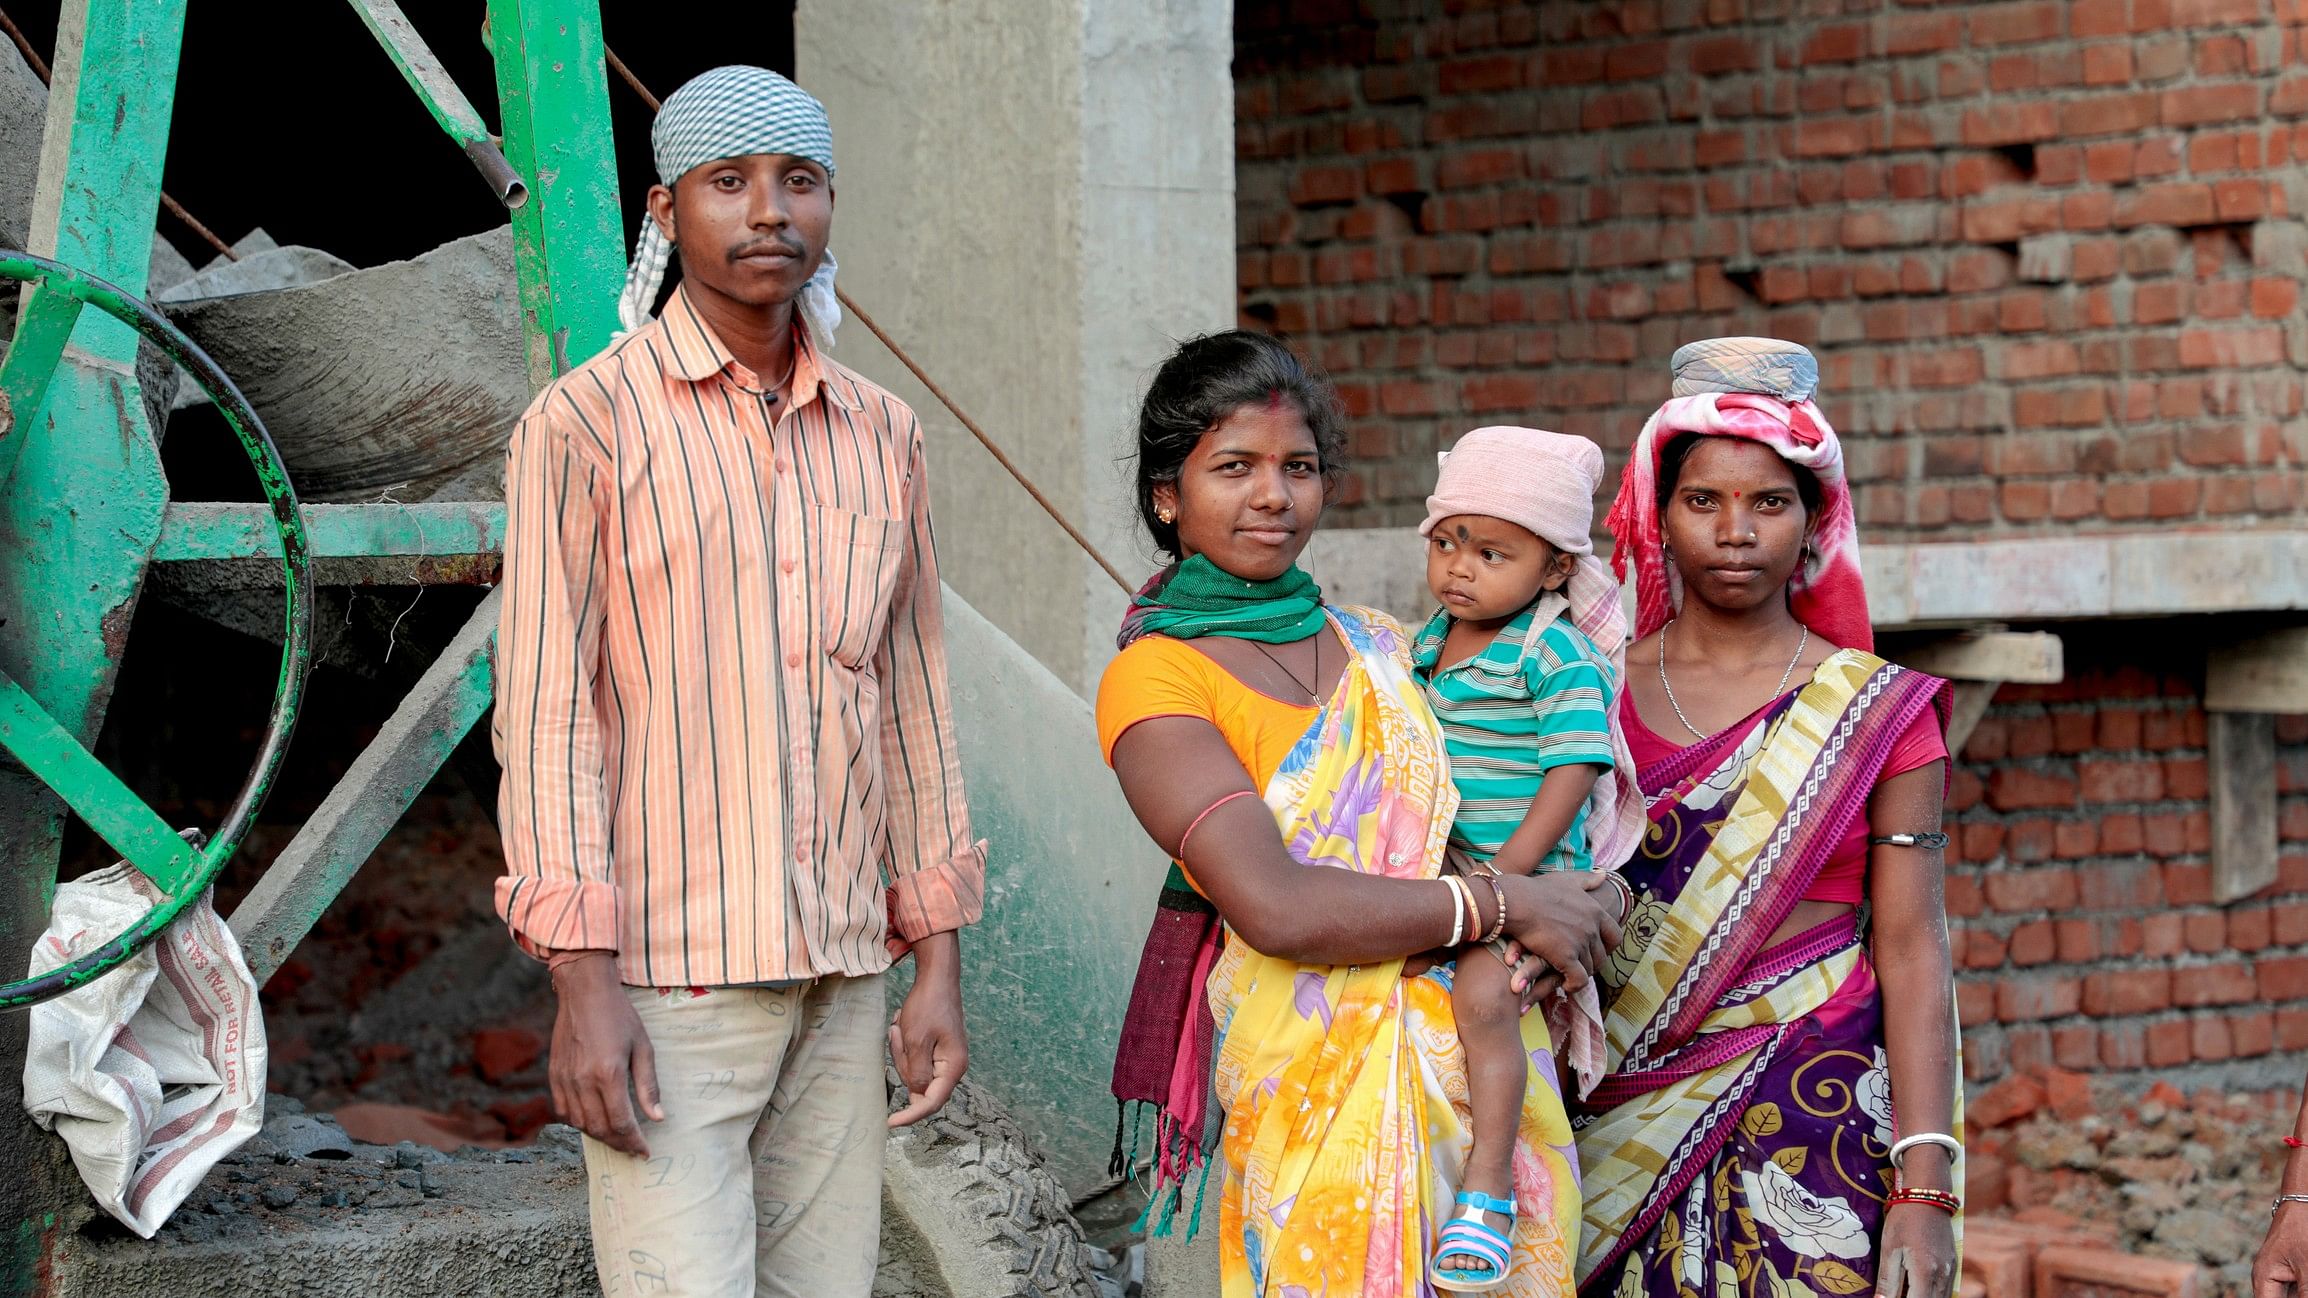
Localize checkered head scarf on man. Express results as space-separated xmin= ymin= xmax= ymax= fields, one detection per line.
xmin=616 ymin=65 xmax=843 ymax=346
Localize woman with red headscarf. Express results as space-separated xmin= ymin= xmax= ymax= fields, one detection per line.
xmin=1573 ymin=339 xmax=1963 ymax=1298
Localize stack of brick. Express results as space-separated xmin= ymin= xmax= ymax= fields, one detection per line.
xmin=1964 ymin=1215 xmax=2210 ymax=1298
xmin=1235 ymin=0 xmax=2308 ymax=535
xmin=1963 ymin=1072 xmax=2284 ymax=1294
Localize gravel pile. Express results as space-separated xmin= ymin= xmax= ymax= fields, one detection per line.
xmin=127 ymin=1096 xmax=583 ymax=1247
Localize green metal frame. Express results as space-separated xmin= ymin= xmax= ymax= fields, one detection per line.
xmin=205 ymin=1 xmax=625 ymax=974
xmin=0 ymin=5 xmax=196 ymax=1279
xmin=0 ymin=251 xmax=313 ymax=1009
xmin=0 ymin=1 xmax=626 ymax=1272
xmin=155 ymin=501 xmax=505 ymax=564
xmin=0 ymin=0 xmax=623 ymax=981
xmin=486 ymin=0 xmax=627 ymax=385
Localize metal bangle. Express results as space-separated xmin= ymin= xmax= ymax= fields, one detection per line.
xmin=1477 ymin=873 xmax=1509 ymax=944
xmin=2276 ymin=1194 xmax=2308 ymax=1217
xmin=1605 ymin=872 xmax=1636 ymax=924
xmin=1869 ymin=831 xmax=1950 ymax=850
xmin=1888 ymin=1132 xmax=1963 ymax=1169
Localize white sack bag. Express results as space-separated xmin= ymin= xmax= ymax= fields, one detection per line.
xmin=21 ymin=861 xmax=267 ymax=1237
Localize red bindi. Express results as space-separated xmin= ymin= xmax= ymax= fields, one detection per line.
xmin=1733 ymin=490 xmax=1742 ymax=499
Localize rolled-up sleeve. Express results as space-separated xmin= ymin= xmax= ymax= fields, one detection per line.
xmin=491 ymin=397 xmax=619 ymax=959
xmin=875 ymin=422 xmax=987 ymax=947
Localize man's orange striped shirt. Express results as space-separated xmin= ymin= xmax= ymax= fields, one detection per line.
xmin=492 ymin=287 xmax=985 ymax=987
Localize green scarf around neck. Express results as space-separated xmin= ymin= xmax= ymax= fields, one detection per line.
xmin=1117 ymin=554 xmax=1326 ymax=647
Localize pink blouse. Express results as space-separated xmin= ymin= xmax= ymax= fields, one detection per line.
xmin=1620 ymin=691 xmax=1947 ymax=904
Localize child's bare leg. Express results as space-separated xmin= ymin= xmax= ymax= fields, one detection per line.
xmin=1440 ymin=949 xmax=1527 ymax=1272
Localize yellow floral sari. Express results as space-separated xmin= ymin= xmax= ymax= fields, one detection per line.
xmin=1210 ymin=607 xmax=1580 ymax=1298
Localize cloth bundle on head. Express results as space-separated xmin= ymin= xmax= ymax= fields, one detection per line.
xmin=1605 ymin=337 xmax=1874 ymax=651
xmin=617 ymin=65 xmax=843 ymax=346
xmin=1421 ymin=425 xmax=1646 ymax=1096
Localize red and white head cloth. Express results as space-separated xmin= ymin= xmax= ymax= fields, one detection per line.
xmin=1604 ymin=337 xmax=1874 ymax=651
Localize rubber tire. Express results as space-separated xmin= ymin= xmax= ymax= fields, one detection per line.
xmin=876 ymin=1074 xmax=1102 ymax=1298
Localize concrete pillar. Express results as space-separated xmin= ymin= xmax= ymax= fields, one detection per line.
xmin=796 ymin=0 xmax=1235 ymax=695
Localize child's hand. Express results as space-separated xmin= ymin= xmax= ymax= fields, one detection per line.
xmin=1494 ymin=940 xmax=1563 ymax=1013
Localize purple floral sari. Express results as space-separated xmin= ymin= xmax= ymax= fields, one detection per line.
xmin=1572 ymin=651 xmax=1957 ymax=1297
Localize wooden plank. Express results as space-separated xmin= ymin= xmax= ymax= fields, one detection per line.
xmin=2210 ymin=711 xmax=2279 ymax=904
xmin=229 ymin=589 xmax=497 ymax=984
xmin=1944 ymin=680 xmax=2000 ymax=757
xmin=1891 ymin=630 xmax=2064 ymax=683
xmin=2205 ymin=627 xmax=2308 ymax=713
xmin=1866 ymin=533 xmax=2308 ymax=625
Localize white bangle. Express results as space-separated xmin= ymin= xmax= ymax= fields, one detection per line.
xmin=1442 ymin=877 xmax=1471 ymax=947
xmin=1888 ymin=1132 xmax=1962 ymax=1169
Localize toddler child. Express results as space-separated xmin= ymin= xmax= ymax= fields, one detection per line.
xmin=1410 ymin=425 xmax=1645 ymax=1293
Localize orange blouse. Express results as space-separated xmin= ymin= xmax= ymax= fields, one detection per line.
xmin=1096 ymin=634 xmax=1319 ymax=815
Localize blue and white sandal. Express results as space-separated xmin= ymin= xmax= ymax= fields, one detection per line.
xmin=1429 ymin=1189 xmax=1516 ymax=1293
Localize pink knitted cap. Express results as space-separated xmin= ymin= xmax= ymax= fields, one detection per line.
xmin=1418 ymin=425 xmax=1604 ymax=555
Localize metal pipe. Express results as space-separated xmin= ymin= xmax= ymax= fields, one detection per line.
xmin=344 ymin=0 xmax=529 ymax=209
xmin=462 ymin=138 xmax=530 ymax=209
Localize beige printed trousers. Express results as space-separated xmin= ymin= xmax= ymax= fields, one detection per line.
xmin=584 ymin=974 xmax=887 ymax=1297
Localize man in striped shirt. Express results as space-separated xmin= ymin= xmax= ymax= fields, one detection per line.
xmin=492 ymin=67 xmax=984 ymax=1296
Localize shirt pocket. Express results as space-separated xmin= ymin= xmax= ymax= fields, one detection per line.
xmin=812 ymin=504 xmax=906 ymax=671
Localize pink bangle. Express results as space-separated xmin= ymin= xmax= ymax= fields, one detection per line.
xmin=1177 ymin=790 xmax=1258 ymax=862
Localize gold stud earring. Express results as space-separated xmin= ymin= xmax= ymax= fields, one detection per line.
xmin=1157 ymin=507 xmax=1176 ymax=524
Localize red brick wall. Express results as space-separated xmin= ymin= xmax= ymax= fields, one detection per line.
xmin=1236 ymin=0 xmax=2308 ymax=1091
xmin=1950 ymin=649 xmax=2308 ymax=1088
xmin=1234 ymin=0 xmax=2308 ymax=533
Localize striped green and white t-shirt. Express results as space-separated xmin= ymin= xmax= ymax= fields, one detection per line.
xmin=1411 ymin=604 xmax=1617 ymax=871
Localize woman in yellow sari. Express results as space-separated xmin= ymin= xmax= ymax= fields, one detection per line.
xmin=1095 ymin=331 xmax=1626 ymax=1297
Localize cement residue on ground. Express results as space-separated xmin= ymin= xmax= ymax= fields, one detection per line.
xmin=111 ymin=1096 xmax=584 ymax=1250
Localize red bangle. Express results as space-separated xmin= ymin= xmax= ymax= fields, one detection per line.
xmin=1888 ymin=1188 xmax=1961 ymax=1214
xmin=2285 ymin=1136 xmax=2305 ymax=1150
xmin=1176 ymin=790 xmax=1257 ymax=863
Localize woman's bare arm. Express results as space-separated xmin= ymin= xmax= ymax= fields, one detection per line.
xmin=2255 ymin=1082 xmax=2308 ymax=1298
xmin=1110 ymin=716 xmax=1620 ymax=972
xmin=1868 ymin=757 xmax=1959 ymax=1298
